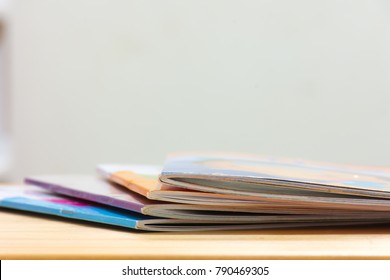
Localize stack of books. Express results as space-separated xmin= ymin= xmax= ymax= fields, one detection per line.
xmin=2 ymin=153 xmax=390 ymax=231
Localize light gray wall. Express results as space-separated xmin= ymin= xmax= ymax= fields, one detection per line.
xmin=8 ymin=0 xmax=390 ymax=180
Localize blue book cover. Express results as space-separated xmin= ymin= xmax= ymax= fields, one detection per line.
xmin=0 ymin=185 xmax=153 ymax=230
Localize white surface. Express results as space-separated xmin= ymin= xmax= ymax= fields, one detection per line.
xmin=3 ymin=260 xmax=390 ymax=280
xmin=8 ymin=0 xmax=390 ymax=180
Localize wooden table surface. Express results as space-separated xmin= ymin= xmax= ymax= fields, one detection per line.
xmin=2 ymin=208 xmax=390 ymax=259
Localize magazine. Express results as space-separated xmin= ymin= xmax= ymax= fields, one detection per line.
xmin=98 ymin=162 xmax=390 ymax=212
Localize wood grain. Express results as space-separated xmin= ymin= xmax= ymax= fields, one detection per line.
xmin=2 ymin=209 xmax=390 ymax=259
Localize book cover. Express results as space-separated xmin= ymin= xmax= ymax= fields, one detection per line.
xmin=0 ymin=185 xmax=150 ymax=230
xmin=97 ymin=164 xmax=162 ymax=197
xmin=161 ymin=153 xmax=390 ymax=198
xmin=25 ymin=175 xmax=154 ymax=213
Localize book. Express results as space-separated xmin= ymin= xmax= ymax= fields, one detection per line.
xmin=25 ymin=174 xmax=335 ymax=221
xmin=24 ymin=174 xmax=390 ymax=224
xmin=3 ymin=185 xmax=378 ymax=231
xmin=98 ymin=162 xmax=390 ymax=212
xmin=0 ymin=185 xmax=173 ymax=231
xmin=160 ymin=153 xmax=390 ymax=198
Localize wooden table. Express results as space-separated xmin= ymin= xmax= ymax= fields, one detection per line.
xmin=1 ymin=208 xmax=390 ymax=259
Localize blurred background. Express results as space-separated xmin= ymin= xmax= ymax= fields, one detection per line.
xmin=1 ymin=0 xmax=390 ymax=181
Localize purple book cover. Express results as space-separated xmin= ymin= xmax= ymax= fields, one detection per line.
xmin=25 ymin=175 xmax=158 ymax=214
